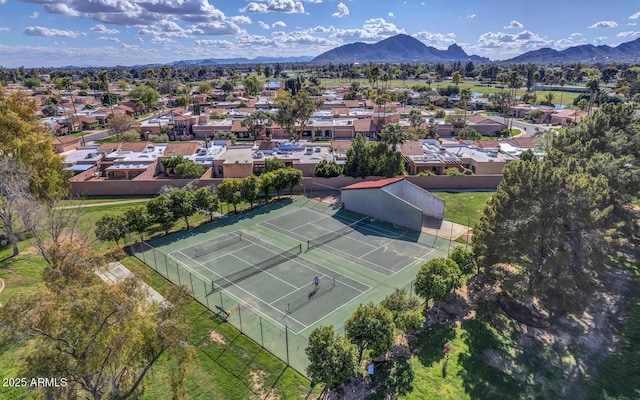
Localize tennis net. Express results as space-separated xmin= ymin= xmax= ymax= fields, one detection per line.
xmin=209 ymin=243 xmax=302 ymax=293
xmin=307 ymin=217 xmax=370 ymax=250
xmin=287 ymin=277 xmax=336 ymax=313
xmin=194 ymin=232 xmax=242 ymax=258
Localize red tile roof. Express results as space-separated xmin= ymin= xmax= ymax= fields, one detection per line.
xmin=341 ymin=177 xmax=404 ymax=190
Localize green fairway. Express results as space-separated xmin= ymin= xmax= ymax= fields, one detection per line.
xmin=320 ymin=78 xmax=582 ymax=107
xmin=434 ymin=191 xmax=494 ymax=226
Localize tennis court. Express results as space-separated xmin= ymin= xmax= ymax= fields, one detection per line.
xmin=259 ymin=207 xmax=437 ymax=276
xmin=132 ymin=197 xmax=453 ymax=375
xmin=168 ymin=230 xmax=369 ymax=333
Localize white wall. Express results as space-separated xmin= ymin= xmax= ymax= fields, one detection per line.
xmin=341 ymin=188 xmax=423 ymax=231
xmin=383 ymin=180 xmax=445 ymax=219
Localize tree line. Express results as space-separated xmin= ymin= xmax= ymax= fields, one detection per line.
xmin=95 ymin=161 xmax=303 ymax=244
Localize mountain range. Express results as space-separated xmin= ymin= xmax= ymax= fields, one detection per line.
xmin=311 ymin=34 xmax=489 ymax=63
xmin=504 ymin=38 xmax=640 ymax=63
xmin=169 ymin=34 xmax=640 ymax=66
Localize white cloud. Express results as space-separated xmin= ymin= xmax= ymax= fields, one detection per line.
xmin=229 ymin=15 xmax=251 ymax=24
xmin=472 ymin=29 xmax=551 ymax=59
xmin=0 ymin=27 xmax=9 ymax=31
xmin=617 ymin=31 xmax=640 ymax=37
xmin=554 ymin=32 xmax=585 ymax=49
xmin=259 ymin=21 xmax=270 ymax=29
xmin=192 ymin=21 xmax=243 ymax=35
xmin=242 ymin=0 xmax=305 ymax=14
xmin=414 ymin=31 xmax=456 ymax=47
xmin=504 ymin=20 xmax=523 ymax=29
xmin=97 ymin=36 xmax=120 ymax=42
xmin=388 ymin=11 xmax=394 ymax=18
xmin=28 ymin=11 xmax=39 ymax=19
xmin=629 ymin=22 xmax=637 ymax=26
xmin=466 ymin=14 xmax=476 ymax=19
xmin=629 ymin=11 xmax=640 ymax=19
xmin=273 ymin=21 xmax=287 ymax=28
xmin=588 ymin=20 xmax=618 ymax=28
xmin=593 ymin=36 xmax=607 ymax=45
xmin=194 ymin=39 xmax=235 ymax=47
xmin=122 ymin=43 xmax=141 ymax=51
xmin=90 ymin=24 xmax=120 ymax=34
xmin=24 ymin=26 xmax=82 ymax=38
xmin=272 ymin=30 xmax=339 ymax=46
xmin=306 ymin=25 xmax=336 ymax=33
xmin=333 ymin=18 xmax=405 ymax=40
xmin=332 ymin=2 xmax=349 ymax=18
xmin=0 ymin=0 xmax=7 ymax=3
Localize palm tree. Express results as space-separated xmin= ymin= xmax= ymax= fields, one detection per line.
xmin=558 ymin=78 xmax=566 ymax=108
xmin=459 ymin=88 xmax=472 ymax=128
xmin=586 ymin=78 xmax=599 ymax=116
xmin=379 ymin=123 xmax=406 ymax=152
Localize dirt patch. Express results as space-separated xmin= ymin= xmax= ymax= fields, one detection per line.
xmin=0 ymin=278 xmax=4 ymax=307
xmin=249 ymin=370 xmax=280 ymax=400
xmin=208 ymin=330 xmax=227 ymax=345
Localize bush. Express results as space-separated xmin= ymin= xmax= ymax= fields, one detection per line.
xmin=457 ymin=126 xmax=482 ymax=141
xmin=444 ymin=167 xmax=464 ymax=176
xmin=148 ymin=133 xmax=169 ymax=143
xmin=314 ymin=159 xmax=342 ymax=178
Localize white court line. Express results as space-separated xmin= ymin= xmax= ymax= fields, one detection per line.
xmin=227 ymin=252 xmax=298 ymax=290
xmin=182 ymin=231 xmax=243 ymax=253
xmin=193 ymin=243 xmax=255 ymax=264
xmin=313 ymin=286 xmax=371 ymax=326
xmin=258 ymin=220 xmax=392 ymax=276
xmin=179 ymin=249 xmax=309 ymax=329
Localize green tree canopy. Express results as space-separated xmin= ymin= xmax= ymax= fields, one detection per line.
xmin=0 ymin=90 xmax=70 ymax=200
xmin=146 ymin=194 xmax=177 ymax=235
xmin=345 ymin=302 xmax=395 ymax=362
xmin=380 ymin=288 xmax=425 ymax=332
xmin=169 ymin=189 xmax=196 ymax=229
xmin=128 ymin=84 xmax=160 ymax=111
xmin=414 ymin=257 xmax=463 ymax=305
xmin=95 ymin=213 xmax=128 ymax=245
xmin=240 ymin=175 xmax=260 ymax=209
xmin=193 ymin=186 xmax=219 ymax=221
xmin=314 ymin=159 xmax=342 ymax=178
xmin=305 ymin=326 xmax=358 ymax=389
xmin=217 ymin=179 xmax=243 ymax=213
xmin=124 ymin=207 xmax=150 ymax=240
xmin=473 ymin=159 xmax=611 ymax=313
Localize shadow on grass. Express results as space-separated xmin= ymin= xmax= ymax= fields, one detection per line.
xmin=411 ymin=321 xmax=457 ymax=368
xmin=457 ymin=300 xmax=576 ymax=400
xmin=366 ymin=351 xmax=415 ymax=400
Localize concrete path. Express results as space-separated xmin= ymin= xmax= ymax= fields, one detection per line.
xmin=96 ymin=262 xmax=169 ymax=306
xmin=56 ymin=198 xmax=150 ymax=210
xmin=422 ymin=216 xmax=471 ymax=241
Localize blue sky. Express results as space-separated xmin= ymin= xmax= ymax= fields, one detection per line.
xmin=1 ymin=0 xmax=639 ymax=67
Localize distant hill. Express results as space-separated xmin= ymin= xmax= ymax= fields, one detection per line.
xmin=311 ymin=34 xmax=489 ymax=63
xmin=504 ymin=38 xmax=640 ymax=63
xmin=169 ymin=56 xmax=313 ymax=66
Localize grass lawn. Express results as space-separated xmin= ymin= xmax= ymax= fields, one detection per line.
xmin=0 ymin=200 xmax=319 ymax=400
xmin=434 ymin=192 xmax=494 ymax=227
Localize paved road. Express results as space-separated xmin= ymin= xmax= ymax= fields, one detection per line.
xmin=482 ymin=115 xmax=553 ymax=138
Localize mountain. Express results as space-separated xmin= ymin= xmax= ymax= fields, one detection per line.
xmin=170 ymin=55 xmax=313 ymax=66
xmin=311 ymin=34 xmax=489 ymax=63
xmin=504 ymin=38 xmax=640 ymax=63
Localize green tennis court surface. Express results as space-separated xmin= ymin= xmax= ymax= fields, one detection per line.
xmin=132 ymin=197 xmax=453 ymax=375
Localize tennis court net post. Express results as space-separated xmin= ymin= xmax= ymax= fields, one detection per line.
xmin=287 ymin=276 xmax=336 ymax=313
xmin=307 ymin=216 xmax=370 ymax=251
xmin=208 ymin=243 xmax=302 ymax=295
